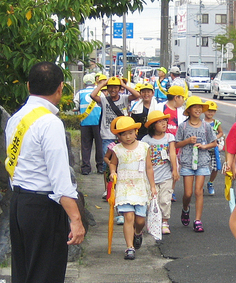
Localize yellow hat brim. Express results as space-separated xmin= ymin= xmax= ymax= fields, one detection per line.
xmin=183 ymin=104 xmax=209 ymax=116
xmin=145 ymin=114 xmax=170 ymax=128
xmin=111 ymin=122 xmax=142 ymax=135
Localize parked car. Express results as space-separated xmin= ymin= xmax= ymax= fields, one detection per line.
xmin=150 ymin=68 xmax=159 ymax=85
xmin=134 ymin=68 xmax=154 ymax=84
xmin=211 ymin=71 xmax=236 ymax=100
xmin=185 ymin=64 xmax=211 ymax=93
xmin=133 ymin=66 xmax=152 ymax=84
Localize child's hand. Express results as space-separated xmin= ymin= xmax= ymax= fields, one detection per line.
xmin=172 ymin=170 xmax=180 ymax=182
xmin=151 ymin=186 xmax=157 ymax=198
xmin=110 ymin=172 xmax=117 ymax=182
xmin=188 ymin=136 xmax=197 ymax=144
xmin=194 ymin=143 xmax=204 ymax=149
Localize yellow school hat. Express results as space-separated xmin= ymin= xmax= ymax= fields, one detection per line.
xmin=140 ymin=83 xmax=154 ymax=91
xmin=183 ymin=96 xmax=209 ymax=116
xmin=107 ymin=77 xmax=121 ymax=86
xmin=145 ymin=110 xmax=170 ymax=128
xmin=110 ymin=116 xmax=141 ymax=135
xmin=205 ymin=100 xmax=218 ymax=111
xmin=98 ymin=74 xmax=107 ymax=81
xmin=168 ymin=86 xmax=185 ymax=97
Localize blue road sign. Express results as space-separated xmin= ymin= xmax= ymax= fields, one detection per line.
xmin=113 ymin=23 xmax=133 ymax=39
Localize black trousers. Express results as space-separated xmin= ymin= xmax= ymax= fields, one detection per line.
xmin=10 ymin=191 xmax=69 ymax=283
xmin=81 ymin=125 xmax=103 ymax=173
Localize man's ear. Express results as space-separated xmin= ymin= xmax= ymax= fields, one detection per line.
xmin=27 ymin=82 xmax=30 ymax=92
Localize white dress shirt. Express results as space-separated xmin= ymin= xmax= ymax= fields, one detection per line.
xmin=5 ymin=95 xmax=78 ymax=204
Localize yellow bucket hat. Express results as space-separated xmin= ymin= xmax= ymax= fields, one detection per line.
xmin=107 ymin=77 xmax=121 ymax=86
xmin=110 ymin=116 xmax=141 ymax=135
xmin=140 ymin=83 xmax=154 ymax=91
xmin=168 ymin=86 xmax=185 ymax=97
xmin=145 ymin=110 xmax=170 ymax=128
xmin=205 ymin=100 xmax=218 ymax=111
xmin=183 ymin=96 xmax=209 ymax=116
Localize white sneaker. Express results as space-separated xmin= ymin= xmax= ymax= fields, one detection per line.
xmin=102 ymin=191 xmax=107 ymax=200
xmin=116 ymin=216 xmax=124 ymax=225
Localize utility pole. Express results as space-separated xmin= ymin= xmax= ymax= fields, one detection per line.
xmin=123 ymin=13 xmax=127 ymax=78
xmin=102 ymin=19 xmax=107 ymax=74
xmin=160 ymin=0 xmax=169 ymax=69
xmin=109 ymin=16 xmax=113 ymax=77
xmin=199 ymin=0 xmax=202 ymax=63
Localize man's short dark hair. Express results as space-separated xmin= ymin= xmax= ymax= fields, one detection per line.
xmin=28 ymin=62 xmax=64 ymax=96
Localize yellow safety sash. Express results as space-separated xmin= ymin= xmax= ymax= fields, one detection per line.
xmin=5 ymin=106 xmax=52 ymax=179
xmin=184 ymin=81 xmax=189 ymax=99
xmin=78 ymin=91 xmax=101 ymax=121
xmin=156 ymin=79 xmax=168 ymax=95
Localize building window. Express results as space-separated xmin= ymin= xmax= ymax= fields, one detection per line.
xmin=175 ymin=39 xmax=180 ymax=46
xmin=215 ymin=14 xmax=227 ymax=24
xmin=202 ymin=14 xmax=209 ymax=24
xmin=196 ymin=37 xmax=209 ymax=47
xmin=175 ymin=15 xmax=177 ymax=25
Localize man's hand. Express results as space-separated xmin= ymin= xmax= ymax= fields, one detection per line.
xmin=67 ymin=219 xmax=85 ymax=245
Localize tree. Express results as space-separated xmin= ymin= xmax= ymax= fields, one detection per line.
xmin=214 ymin=27 xmax=236 ymax=65
xmin=0 ymin=0 xmax=148 ymax=113
xmin=90 ymin=0 xmax=147 ymax=18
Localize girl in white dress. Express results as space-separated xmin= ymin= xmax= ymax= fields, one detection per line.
xmin=110 ymin=116 xmax=156 ymax=260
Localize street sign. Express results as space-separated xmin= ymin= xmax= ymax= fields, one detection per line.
xmin=113 ymin=23 xmax=133 ymax=39
xmin=227 ymin=51 xmax=234 ymax=60
xmin=226 ymin=42 xmax=234 ymax=51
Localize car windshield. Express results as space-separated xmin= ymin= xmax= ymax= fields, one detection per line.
xmin=191 ymin=69 xmax=209 ymax=77
xmin=221 ymin=73 xmax=236 ymax=80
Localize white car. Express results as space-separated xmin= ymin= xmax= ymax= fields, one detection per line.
xmin=211 ymin=71 xmax=236 ymax=100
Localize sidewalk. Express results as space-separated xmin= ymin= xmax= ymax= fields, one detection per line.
xmin=0 ymin=146 xmax=172 ymax=283
xmin=76 ymin=164 xmax=172 ymax=282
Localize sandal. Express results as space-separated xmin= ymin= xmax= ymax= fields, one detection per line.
xmin=181 ymin=207 xmax=190 ymax=226
xmin=193 ymin=220 xmax=204 ymax=232
xmin=124 ymin=247 xmax=135 ymax=260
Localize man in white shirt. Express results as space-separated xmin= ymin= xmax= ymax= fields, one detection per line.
xmin=170 ymin=66 xmax=185 ymax=88
xmin=5 ymin=62 xmax=85 ymax=283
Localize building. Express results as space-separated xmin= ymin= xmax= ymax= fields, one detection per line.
xmin=171 ymin=0 xmax=227 ymax=76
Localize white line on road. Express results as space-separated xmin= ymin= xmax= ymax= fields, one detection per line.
xmin=198 ymin=96 xmax=236 ymax=108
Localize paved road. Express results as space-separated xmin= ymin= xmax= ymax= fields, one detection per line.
xmin=161 ymin=91 xmax=236 ymax=282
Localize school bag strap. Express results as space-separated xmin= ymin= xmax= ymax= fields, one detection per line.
xmin=106 ymin=96 xmax=124 ymax=117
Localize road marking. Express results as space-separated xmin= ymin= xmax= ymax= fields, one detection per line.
xmin=198 ymin=96 xmax=236 ymax=108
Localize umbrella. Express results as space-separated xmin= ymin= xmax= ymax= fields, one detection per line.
xmin=223 ymin=133 xmax=235 ymax=211
xmin=225 ymin=171 xmax=233 ymax=201
xmin=108 ymin=175 xmax=116 ymax=254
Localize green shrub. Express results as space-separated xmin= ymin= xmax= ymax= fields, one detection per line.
xmin=59 ymin=113 xmax=80 ymax=130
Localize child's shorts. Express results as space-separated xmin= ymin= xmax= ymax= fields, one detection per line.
xmin=180 ymin=167 xmax=210 ymax=176
xmin=116 ymin=204 xmax=147 ymax=217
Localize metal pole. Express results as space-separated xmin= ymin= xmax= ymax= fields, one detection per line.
xmin=109 ymin=16 xmax=113 ymax=77
xmin=160 ymin=0 xmax=169 ymax=69
xmin=123 ymin=13 xmax=127 ymax=78
xmin=199 ymin=0 xmax=202 ymax=63
xmin=95 ymin=27 xmax=97 ymax=65
xmin=102 ymin=18 xmax=106 ymax=73
xmin=221 ymin=44 xmax=223 ymax=72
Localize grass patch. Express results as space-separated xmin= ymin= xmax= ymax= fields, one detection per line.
xmin=67 ymin=128 xmax=80 ymax=147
